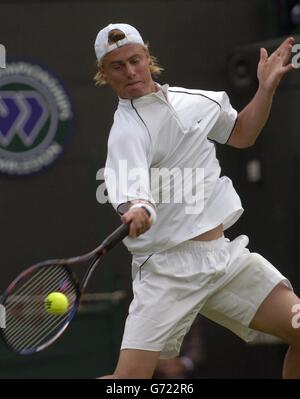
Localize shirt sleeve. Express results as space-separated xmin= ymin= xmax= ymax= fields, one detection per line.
xmin=104 ymin=123 xmax=156 ymax=214
xmin=207 ymin=91 xmax=238 ymax=144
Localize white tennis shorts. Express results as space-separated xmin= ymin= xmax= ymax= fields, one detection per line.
xmin=121 ymin=235 xmax=292 ymax=359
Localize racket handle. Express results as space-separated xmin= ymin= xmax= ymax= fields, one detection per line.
xmin=100 ymin=223 xmax=130 ymax=253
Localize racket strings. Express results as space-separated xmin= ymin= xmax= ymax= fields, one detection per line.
xmin=7 ymin=268 xmax=72 ymax=345
xmin=3 ymin=265 xmax=78 ymax=354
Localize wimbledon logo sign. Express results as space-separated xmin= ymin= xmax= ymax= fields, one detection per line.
xmin=0 ymin=61 xmax=73 ymax=176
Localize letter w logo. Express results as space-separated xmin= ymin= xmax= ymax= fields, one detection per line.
xmin=0 ymin=91 xmax=48 ymax=147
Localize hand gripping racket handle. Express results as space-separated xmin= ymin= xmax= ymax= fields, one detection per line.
xmin=98 ymin=223 xmax=130 ymax=254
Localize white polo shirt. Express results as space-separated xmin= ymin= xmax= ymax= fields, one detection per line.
xmin=104 ymin=84 xmax=243 ymax=255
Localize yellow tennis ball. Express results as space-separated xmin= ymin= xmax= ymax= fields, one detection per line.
xmin=44 ymin=292 xmax=69 ymax=315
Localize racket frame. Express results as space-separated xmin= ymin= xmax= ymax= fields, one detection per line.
xmin=0 ymin=223 xmax=129 ymax=354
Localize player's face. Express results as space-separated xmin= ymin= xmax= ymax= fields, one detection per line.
xmin=101 ymin=44 xmax=156 ymax=99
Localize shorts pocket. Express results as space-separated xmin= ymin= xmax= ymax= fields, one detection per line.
xmin=131 ymin=254 xmax=154 ymax=280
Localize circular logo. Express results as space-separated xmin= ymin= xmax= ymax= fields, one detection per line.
xmin=0 ymin=61 xmax=73 ymax=176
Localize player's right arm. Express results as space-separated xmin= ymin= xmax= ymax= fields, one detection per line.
xmin=104 ymin=121 xmax=157 ymax=238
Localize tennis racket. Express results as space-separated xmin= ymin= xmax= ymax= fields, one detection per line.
xmin=0 ymin=223 xmax=129 ymax=355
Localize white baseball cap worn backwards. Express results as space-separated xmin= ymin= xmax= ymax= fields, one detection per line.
xmin=94 ymin=23 xmax=144 ymax=61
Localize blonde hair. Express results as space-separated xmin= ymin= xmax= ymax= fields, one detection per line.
xmin=94 ymin=43 xmax=164 ymax=86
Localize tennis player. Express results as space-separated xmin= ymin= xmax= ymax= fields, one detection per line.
xmin=94 ymin=23 xmax=300 ymax=378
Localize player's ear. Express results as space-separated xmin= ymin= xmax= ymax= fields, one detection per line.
xmin=143 ymin=46 xmax=150 ymax=63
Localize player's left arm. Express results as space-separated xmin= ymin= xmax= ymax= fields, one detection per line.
xmin=227 ymin=36 xmax=295 ymax=149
